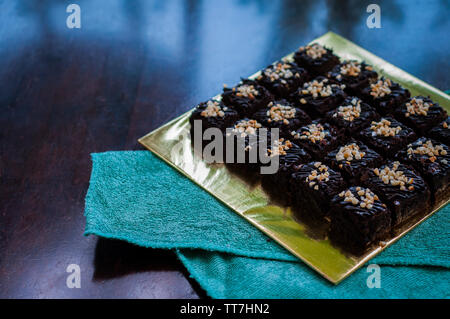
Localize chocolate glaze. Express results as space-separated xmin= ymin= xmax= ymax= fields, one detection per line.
xmin=394 ymin=96 xmax=447 ymax=135
xmin=359 ymin=117 xmax=417 ymax=158
xmin=293 ymin=43 xmax=340 ymax=76
xmin=291 ymin=162 xmax=347 ymax=219
xmin=189 ymin=99 xmax=239 ymax=132
xmin=325 ymin=139 xmax=384 ymax=184
xmin=326 ymin=61 xmax=378 ymax=96
xmin=325 ymin=96 xmax=380 ymax=135
xmin=290 ymin=120 xmax=344 ymax=159
xmin=223 ymin=118 xmax=266 ymax=171
xmin=256 ymin=61 xmax=309 ymax=98
xmin=331 ymin=186 xmax=388 ymax=219
xmin=261 ymin=141 xmax=311 ymax=205
xmin=427 ymin=117 xmax=450 ymax=146
xmin=396 ymin=137 xmax=450 ymax=199
xmin=329 ymin=186 xmax=391 ymax=255
xmin=278 ymin=143 xmax=312 ymax=166
xmin=253 ymin=99 xmax=311 ymax=138
xmin=222 ymin=79 xmax=273 ymax=117
xmin=360 ymin=77 xmax=410 ymax=115
xmin=290 ymin=76 xmax=347 ymax=118
xmin=361 ymin=161 xmax=430 ymax=226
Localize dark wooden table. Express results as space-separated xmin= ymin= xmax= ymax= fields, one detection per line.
xmin=1 ymin=0 xmax=449 ymax=298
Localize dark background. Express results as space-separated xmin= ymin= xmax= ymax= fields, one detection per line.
xmin=1 ymin=0 xmax=449 ymax=298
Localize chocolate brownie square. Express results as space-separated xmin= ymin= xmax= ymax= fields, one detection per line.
xmin=396 ymin=137 xmax=450 ymax=205
xmin=325 ymin=96 xmax=380 ymax=135
xmin=256 ymin=61 xmax=309 ymax=98
xmin=325 ymin=139 xmax=383 ymax=184
xmin=329 ymin=186 xmax=391 ymax=255
xmin=359 ymin=117 xmax=417 ymax=158
xmin=222 ymin=79 xmax=273 ymax=117
xmin=291 ymin=77 xmax=347 ymax=118
xmin=326 ymin=60 xmax=378 ymax=96
xmin=261 ymin=138 xmax=311 ymax=205
xmin=293 ymin=43 xmax=340 ymax=76
xmin=224 ymin=118 xmax=265 ymax=171
xmin=361 ymin=161 xmax=431 ymax=227
xmin=190 ymin=99 xmax=240 ymax=159
xmin=253 ymin=100 xmax=311 ymax=138
xmin=290 ymin=121 xmax=343 ymax=160
xmin=394 ymin=96 xmax=447 ymax=135
xmin=290 ymin=162 xmax=347 ymax=222
xmin=360 ymin=78 xmax=410 ymax=115
xmin=428 ymin=117 xmax=450 ymax=146
xmin=189 ymin=99 xmax=239 ymax=133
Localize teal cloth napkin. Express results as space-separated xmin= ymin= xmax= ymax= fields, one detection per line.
xmin=84 ymin=151 xmax=450 ymax=298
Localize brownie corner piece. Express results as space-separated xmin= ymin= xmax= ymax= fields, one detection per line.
xmin=396 ymin=137 xmax=450 ymax=205
xmin=359 ymin=117 xmax=417 ymax=158
xmin=326 ymin=60 xmax=378 ymax=96
xmin=189 ymin=99 xmax=239 ymax=133
xmin=290 ymin=121 xmax=343 ymax=159
xmin=325 ymin=139 xmax=383 ymax=184
xmin=290 ymin=161 xmax=347 ymax=222
xmin=256 ymin=61 xmax=309 ymax=98
xmin=361 ymin=161 xmax=431 ymax=227
xmin=325 ymin=96 xmax=379 ymax=135
xmin=394 ymin=96 xmax=447 ymax=135
xmin=253 ymin=100 xmax=311 ymax=138
xmin=293 ymin=43 xmax=340 ymax=76
xmin=221 ymin=79 xmax=273 ymax=116
xmin=361 ymin=78 xmax=410 ymax=115
xmin=329 ymin=186 xmax=391 ymax=255
xmin=291 ymin=76 xmax=347 ymax=118
xmin=428 ymin=117 xmax=450 ymax=146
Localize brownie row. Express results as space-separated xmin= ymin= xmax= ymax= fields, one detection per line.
xmin=189 ymin=42 xmax=450 ymax=255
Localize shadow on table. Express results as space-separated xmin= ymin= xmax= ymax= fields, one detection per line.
xmin=92 ymin=238 xmax=208 ymax=298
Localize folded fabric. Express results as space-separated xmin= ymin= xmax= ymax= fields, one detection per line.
xmin=84 ymin=151 xmax=450 ymax=298
xmin=177 ymin=250 xmax=449 ymax=299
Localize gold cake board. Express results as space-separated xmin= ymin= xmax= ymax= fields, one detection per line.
xmin=138 ymin=32 xmax=450 ymax=284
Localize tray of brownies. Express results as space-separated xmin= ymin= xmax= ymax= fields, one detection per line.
xmin=139 ymin=32 xmax=450 ymax=283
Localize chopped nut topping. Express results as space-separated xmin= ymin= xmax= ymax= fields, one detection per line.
xmin=333 ymin=98 xmax=362 ymax=122
xmin=370 ymin=119 xmax=402 ymax=137
xmin=370 ymin=79 xmax=392 ymax=98
xmin=335 ymin=143 xmax=366 ymax=162
xmin=230 ymin=119 xmax=262 ymax=137
xmin=291 ymin=123 xmax=328 ymax=143
xmin=233 ymin=84 xmax=259 ymax=99
xmin=404 ymin=97 xmax=432 ymax=117
xmin=300 ymin=78 xmax=344 ymax=99
xmin=373 ymin=161 xmax=413 ymax=191
xmin=200 ymin=100 xmax=227 ymax=118
xmin=299 ymin=43 xmax=328 ymax=59
xmin=338 ymin=187 xmax=379 ymax=209
xmin=262 ymin=63 xmax=296 ymax=83
xmin=267 ymin=138 xmax=293 ymax=157
xmin=266 ymin=102 xmax=296 ymax=124
xmin=305 ymin=162 xmax=330 ymax=189
xmin=340 ymin=61 xmax=361 ymax=77
xmin=407 ymin=139 xmax=447 ymax=162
